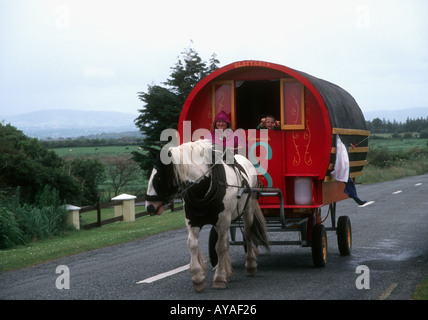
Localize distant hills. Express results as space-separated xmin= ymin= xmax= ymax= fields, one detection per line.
xmin=2 ymin=107 xmax=428 ymax=139
xmin=1 ymin=109 xmax=140 ymax=139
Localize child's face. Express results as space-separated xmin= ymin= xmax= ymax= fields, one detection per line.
xmin=265 ymin=117 xmax=276 ymax=129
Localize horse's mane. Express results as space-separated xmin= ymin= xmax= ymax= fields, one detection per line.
xmin=168 ymin=139 xmax=216 ymax=182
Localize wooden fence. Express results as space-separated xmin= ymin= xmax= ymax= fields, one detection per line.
xmin=78 ymin=197 xmax=183 ymax=230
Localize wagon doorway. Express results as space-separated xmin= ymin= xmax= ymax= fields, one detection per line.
xmin=235 ymin=80 xmax=280 ymax=129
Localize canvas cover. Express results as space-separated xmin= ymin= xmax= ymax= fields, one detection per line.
xmin=295 ymin=70 xmax=367 ymax=131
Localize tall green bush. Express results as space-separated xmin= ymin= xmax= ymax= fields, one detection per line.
xmin=0 ymin=205 xmax=25 ymax=249
xmin=0 ymin=186 xmax=71 ymax=249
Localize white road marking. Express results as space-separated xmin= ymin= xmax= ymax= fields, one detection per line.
xmin=379 ymin=282 xmax=398 ymax=300
xmin=359 ymin=201 xmax=374 ymax=207
xmin=136 ymin=264 xmax=190 ymax=284
xmin=415 ymin=183 xmax=422 ymax=186
xmin=392 ymin=190 xmax=402 ymax=194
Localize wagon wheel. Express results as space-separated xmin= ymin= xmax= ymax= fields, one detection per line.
xmin=208 ymin=226 xmax=218 ymax=267
xmin=311 ymin=224 xmax=327 ymax=268
xmin=337 ymin=216 xmax=352 ymax=256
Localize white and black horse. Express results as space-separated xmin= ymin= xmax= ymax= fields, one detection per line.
xmin=145 ymin=139 xmax=269 ymax=291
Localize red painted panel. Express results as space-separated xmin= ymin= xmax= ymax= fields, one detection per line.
xmin=283 ymin=81 xmax=303 ymax=127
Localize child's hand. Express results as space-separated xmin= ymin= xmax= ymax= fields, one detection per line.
xmin=274 ymin=120 xmax=280 ymax=128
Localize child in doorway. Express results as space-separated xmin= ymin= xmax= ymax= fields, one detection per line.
xmin=211 ymin=111 xmax=242 ymax=153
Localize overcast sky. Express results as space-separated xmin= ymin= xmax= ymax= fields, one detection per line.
xmin=1 ymin=0 xmax=427 ymax=117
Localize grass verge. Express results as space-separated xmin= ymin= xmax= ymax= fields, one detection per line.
xmin=413 ymin=275 xmax=428 ymax=300
xmin=0 ymin=209 xmax=185 ymax=272
xmin=356 ymin=159 xmax=428 ymax=184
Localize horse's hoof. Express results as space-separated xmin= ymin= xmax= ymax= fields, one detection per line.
xmin=193 ymin=280 xmax=207 ymax=292
xmin=245 ymin=267 xmax=257 ymax=277
xmin=213 ymin=281 xmax=227 ymax=289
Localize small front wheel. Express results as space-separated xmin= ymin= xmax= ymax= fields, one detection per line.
xmin=311 ymin=224 xmax=327 ymax=268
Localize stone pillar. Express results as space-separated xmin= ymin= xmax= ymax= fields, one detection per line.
xmin=114 ymin=204 xmax=123 ymax=217
xmin=65 ymin=204 xmax=81 ymax=230
xmin=111 ymin=194 xmax=136 ymax=222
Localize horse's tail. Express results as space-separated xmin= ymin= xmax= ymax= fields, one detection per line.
xmin=251 ymin=204 xmax=270 ymax=252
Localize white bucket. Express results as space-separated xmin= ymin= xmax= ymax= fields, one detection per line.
xmin=294 ymin=177 xmax=313 ymax=205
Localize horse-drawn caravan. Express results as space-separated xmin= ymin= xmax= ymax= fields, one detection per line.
xmin=145 ymin=60 xmax=369 ymax=291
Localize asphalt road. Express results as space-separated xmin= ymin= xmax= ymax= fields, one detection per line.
xmin=1 ymin=174 xmax=427 ymax=303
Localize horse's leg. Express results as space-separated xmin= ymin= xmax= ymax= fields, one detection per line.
xmin=213 ymin=215 xmax=233 ymax=289
xmin=243 ymin=201 xmax=259 ymax=277
xmin=186 ymin=219 xmax=207 ymax=292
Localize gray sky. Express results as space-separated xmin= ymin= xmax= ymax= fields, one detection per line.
xmin=1 ymin=0 xmax=427 ymax=117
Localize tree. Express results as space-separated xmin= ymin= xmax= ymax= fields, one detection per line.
xmin=107 ymin=159 xmax=139 ymax=196
xmin=133 ymin=47 xmax=220 ymax=171
xmin=420 ymin=128 xmax=428 ymax=139
xmin=69 ymin=158 xmax=105 ymax=205
xmin=0 ymin=123 xmax=80 ymax=204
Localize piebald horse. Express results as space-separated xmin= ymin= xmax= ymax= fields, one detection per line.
xmin=145 ymin=139 xmax=269 ymax=291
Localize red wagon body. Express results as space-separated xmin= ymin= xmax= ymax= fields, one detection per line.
xmin=177 ymin=60 xmax=369 ymax=267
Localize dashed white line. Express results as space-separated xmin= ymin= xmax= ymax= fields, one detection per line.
xmin=136 ymin=264 xmax=190 ymax=284
xmin=415 ymin=183 xmax=422 ymax=186
xmin=392 ymin=190 xmax=402 ymax=194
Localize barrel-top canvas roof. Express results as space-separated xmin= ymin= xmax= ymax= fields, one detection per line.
xmin=293 ymin=69 xmax=367 ymax=131
xmin=180 ymin=60 xmax=367 ymax=132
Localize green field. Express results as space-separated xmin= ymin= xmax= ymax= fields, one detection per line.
xmin=51 ymin=145 xmax=148 ymax=201
xmin=52 ymin=145 xmax=142 ymax=159
xmin=369 ymin=137 xmax=427 ymax=152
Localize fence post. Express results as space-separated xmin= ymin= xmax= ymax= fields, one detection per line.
xmin=65 ymin=204 xmax=81 ymax=230
xmin=112 ymin=194 xmax=136 ymax=222
xmin=97 ymin=202 xmax=101 ymax=227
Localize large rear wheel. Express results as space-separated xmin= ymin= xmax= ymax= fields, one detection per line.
xmin=337 ymin=216 xmax=352 ymax=256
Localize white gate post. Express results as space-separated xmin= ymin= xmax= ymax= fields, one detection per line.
xmin=111 ymin=194 xmax=136 ymax=222
xmin=65 ymin=204 xmax=81 ymax=230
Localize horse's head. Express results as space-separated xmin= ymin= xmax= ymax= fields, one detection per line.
xmin=145 ymin=149 xmax=178 ymax=216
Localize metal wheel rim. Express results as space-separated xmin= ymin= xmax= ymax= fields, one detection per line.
xmin=322 ymin=232 xmax=327 ymax=261
xmin=347 ymin=224 xmax=351 ymax=248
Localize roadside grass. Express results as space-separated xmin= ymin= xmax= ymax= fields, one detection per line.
xmin=0 ymin=209 xmax=185 ymax=272
xmin=356 ymin=159 xmax=428 ymax=184
xmin=413 ymin=276 xmax=428 ymax=300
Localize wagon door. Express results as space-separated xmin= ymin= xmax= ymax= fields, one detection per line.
xmin=212 ymin=81 xmax=235 ymax=129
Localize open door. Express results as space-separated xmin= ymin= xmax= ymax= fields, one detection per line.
xmin=212 ymin=80 xmax=235 ymax=130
